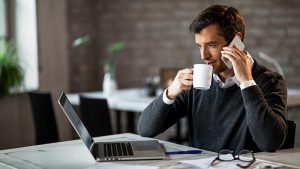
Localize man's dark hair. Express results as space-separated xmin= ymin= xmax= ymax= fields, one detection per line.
xmin=189 ymin=5 xmax=245 ymax=44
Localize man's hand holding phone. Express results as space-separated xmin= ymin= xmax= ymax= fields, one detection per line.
xmin=221 ymin=35 xmax=245 ymax=69
xmin=221 ymin=35 xmax=254 ymax=83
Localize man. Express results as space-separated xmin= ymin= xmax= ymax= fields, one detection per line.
xmin=137 ymin=5 xmax=287 ymax=153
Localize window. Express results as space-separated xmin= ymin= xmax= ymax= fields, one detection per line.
xmin=0 ymin=0 xmax=6 ymax=47
xmin=1 ymin=0 xmax=39 ymax=90
xmin=15 ymin=0 xmax=38 ymax=90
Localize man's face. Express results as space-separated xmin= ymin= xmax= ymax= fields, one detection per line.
xmin=195 ymin=24 xmax=228 ymax=75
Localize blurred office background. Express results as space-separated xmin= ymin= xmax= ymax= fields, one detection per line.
xmin=0 ymin=0 xmax=300 ymax=150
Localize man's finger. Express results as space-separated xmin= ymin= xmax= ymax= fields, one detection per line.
xmin=181 ymin=68 xmax=193 ymax=74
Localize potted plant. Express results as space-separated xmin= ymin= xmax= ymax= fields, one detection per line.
xmin=73 ymin=36 xmax=125 ymax=75
xmin=104 ymin=41 xmax=125 ymax=74
xmin=102 ymin=42 xmax=125 ymax=96
xmin=72 ymin=35 xmax=125 ymax=95
xmin=0 ymin=37 xmax=24 ymax=96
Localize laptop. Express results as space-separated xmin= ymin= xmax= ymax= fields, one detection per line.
xmin=58 ymin=92 xmax=166 ymax=161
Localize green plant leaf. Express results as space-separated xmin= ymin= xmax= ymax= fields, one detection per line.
xmin=0 ymin=38 xmax=24 ymax=95
xmin=107 ymin=42 xmax=125 ymax=54
xmin=72 ymin=35 xmax=92 ymax=47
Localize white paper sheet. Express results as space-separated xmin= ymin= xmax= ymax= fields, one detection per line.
xmin=180 ymin=156 xmax=296 ymax=169
xmin=86 ymin=162 xmax=159 ymax=169
xmin=0 ymin=162 xmax=17 ymax=169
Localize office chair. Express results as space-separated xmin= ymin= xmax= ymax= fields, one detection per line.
xmin=79 ymin=96 xmax=113 ymax=137
xmin=28 ymin=91 xmax=59 ymax=145
xmin=280 ymin=120 xmax=296 ymax=149
xmin=159 ymin=68 xmax=180 ymax=90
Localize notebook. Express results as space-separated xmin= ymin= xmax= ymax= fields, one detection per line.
xmin=58 ymin=92 xmax=166 ymax=161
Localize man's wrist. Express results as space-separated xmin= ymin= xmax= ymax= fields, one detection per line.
xmin=240 ymin=80 xmax=256 ymax=90
xmin=163 ymin=89 xmax=175 ymax=105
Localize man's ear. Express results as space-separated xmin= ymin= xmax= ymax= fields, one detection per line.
xmin=236 ymin=32 xmax=243 ymax=41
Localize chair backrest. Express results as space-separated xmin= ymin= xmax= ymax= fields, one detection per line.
xmin=79 ymin=96 xmax=113 ymax=137
xmin=28 ymin=91 xmax=59 ymax=145
xmin=159 ymin=68 xmax=180 ymax=89
xmin=281 ymin=120 xmax=296 ymax=149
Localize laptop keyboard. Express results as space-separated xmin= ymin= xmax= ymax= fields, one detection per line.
xmin=104 ymin=143 xmax=134 ymax=157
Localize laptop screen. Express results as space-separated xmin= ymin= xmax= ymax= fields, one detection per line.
xmin=58 ymin=92 xmax=94 ymax=150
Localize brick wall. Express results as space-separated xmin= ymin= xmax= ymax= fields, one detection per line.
xmin=68 ymin=0 xmax=300 ymax=91
xmin=68 ymin=0 xmax=100 ymax=91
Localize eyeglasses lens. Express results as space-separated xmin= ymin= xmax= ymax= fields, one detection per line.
xmin=219 ymin=150 xmax=234 ymax=161
xmin=238 ymin=150 xmax=253 ymax=162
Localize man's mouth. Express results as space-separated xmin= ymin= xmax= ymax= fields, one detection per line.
xmin=205 ymin=61 xmax=215 ymax=66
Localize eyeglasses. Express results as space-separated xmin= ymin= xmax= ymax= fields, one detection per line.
xmin=210 ymin=149 xmax=256 ymax=168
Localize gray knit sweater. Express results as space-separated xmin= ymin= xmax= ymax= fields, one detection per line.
xmin=137 ymin=61 xmax=287 ymax=153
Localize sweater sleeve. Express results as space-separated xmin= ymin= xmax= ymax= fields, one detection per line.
xmin=241 ymin=74 xmax=287 ymax=152
xmin=137 ymin=92 xmax=189 ymax=137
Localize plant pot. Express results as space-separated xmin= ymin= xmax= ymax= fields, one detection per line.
xmin=103 ymin=72 xmax=117 ymax=96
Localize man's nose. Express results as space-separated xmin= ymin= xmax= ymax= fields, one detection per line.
xmin=200 ymin=47 xmax=209 ymax=60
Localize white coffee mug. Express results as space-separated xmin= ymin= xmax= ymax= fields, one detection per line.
xmin=193 ymin=64 xmax=213 ymax=90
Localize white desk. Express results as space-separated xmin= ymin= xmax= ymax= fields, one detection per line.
xmin=0 ymin=133 xmax=299 ymax=169
xmin=0 ymin=133 xmax=215 ymax=169
xmin=67 ymin=88 xmax=155 ymax=112
xmin=256 ymin=148 xmax=300 ymax=168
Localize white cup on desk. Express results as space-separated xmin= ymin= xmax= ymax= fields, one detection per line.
xmin=193 ymin=64 xmax=213 ymax=90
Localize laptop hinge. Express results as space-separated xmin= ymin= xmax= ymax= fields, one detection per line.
xmin=91 ymin=143 xmax=98 ymax=160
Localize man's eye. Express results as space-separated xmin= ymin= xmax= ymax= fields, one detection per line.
xmin=208 ymin=43 xmax=217 ymax=47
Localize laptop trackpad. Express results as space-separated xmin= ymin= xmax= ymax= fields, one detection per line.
xmin=133 ymin=141 xmax=161 ymax=151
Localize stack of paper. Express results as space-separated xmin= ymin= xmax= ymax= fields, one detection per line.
xmin=180 ymin=156 xmax=296 ymax=169
xmin=86 ymin=162 xmax=159 ymax=169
